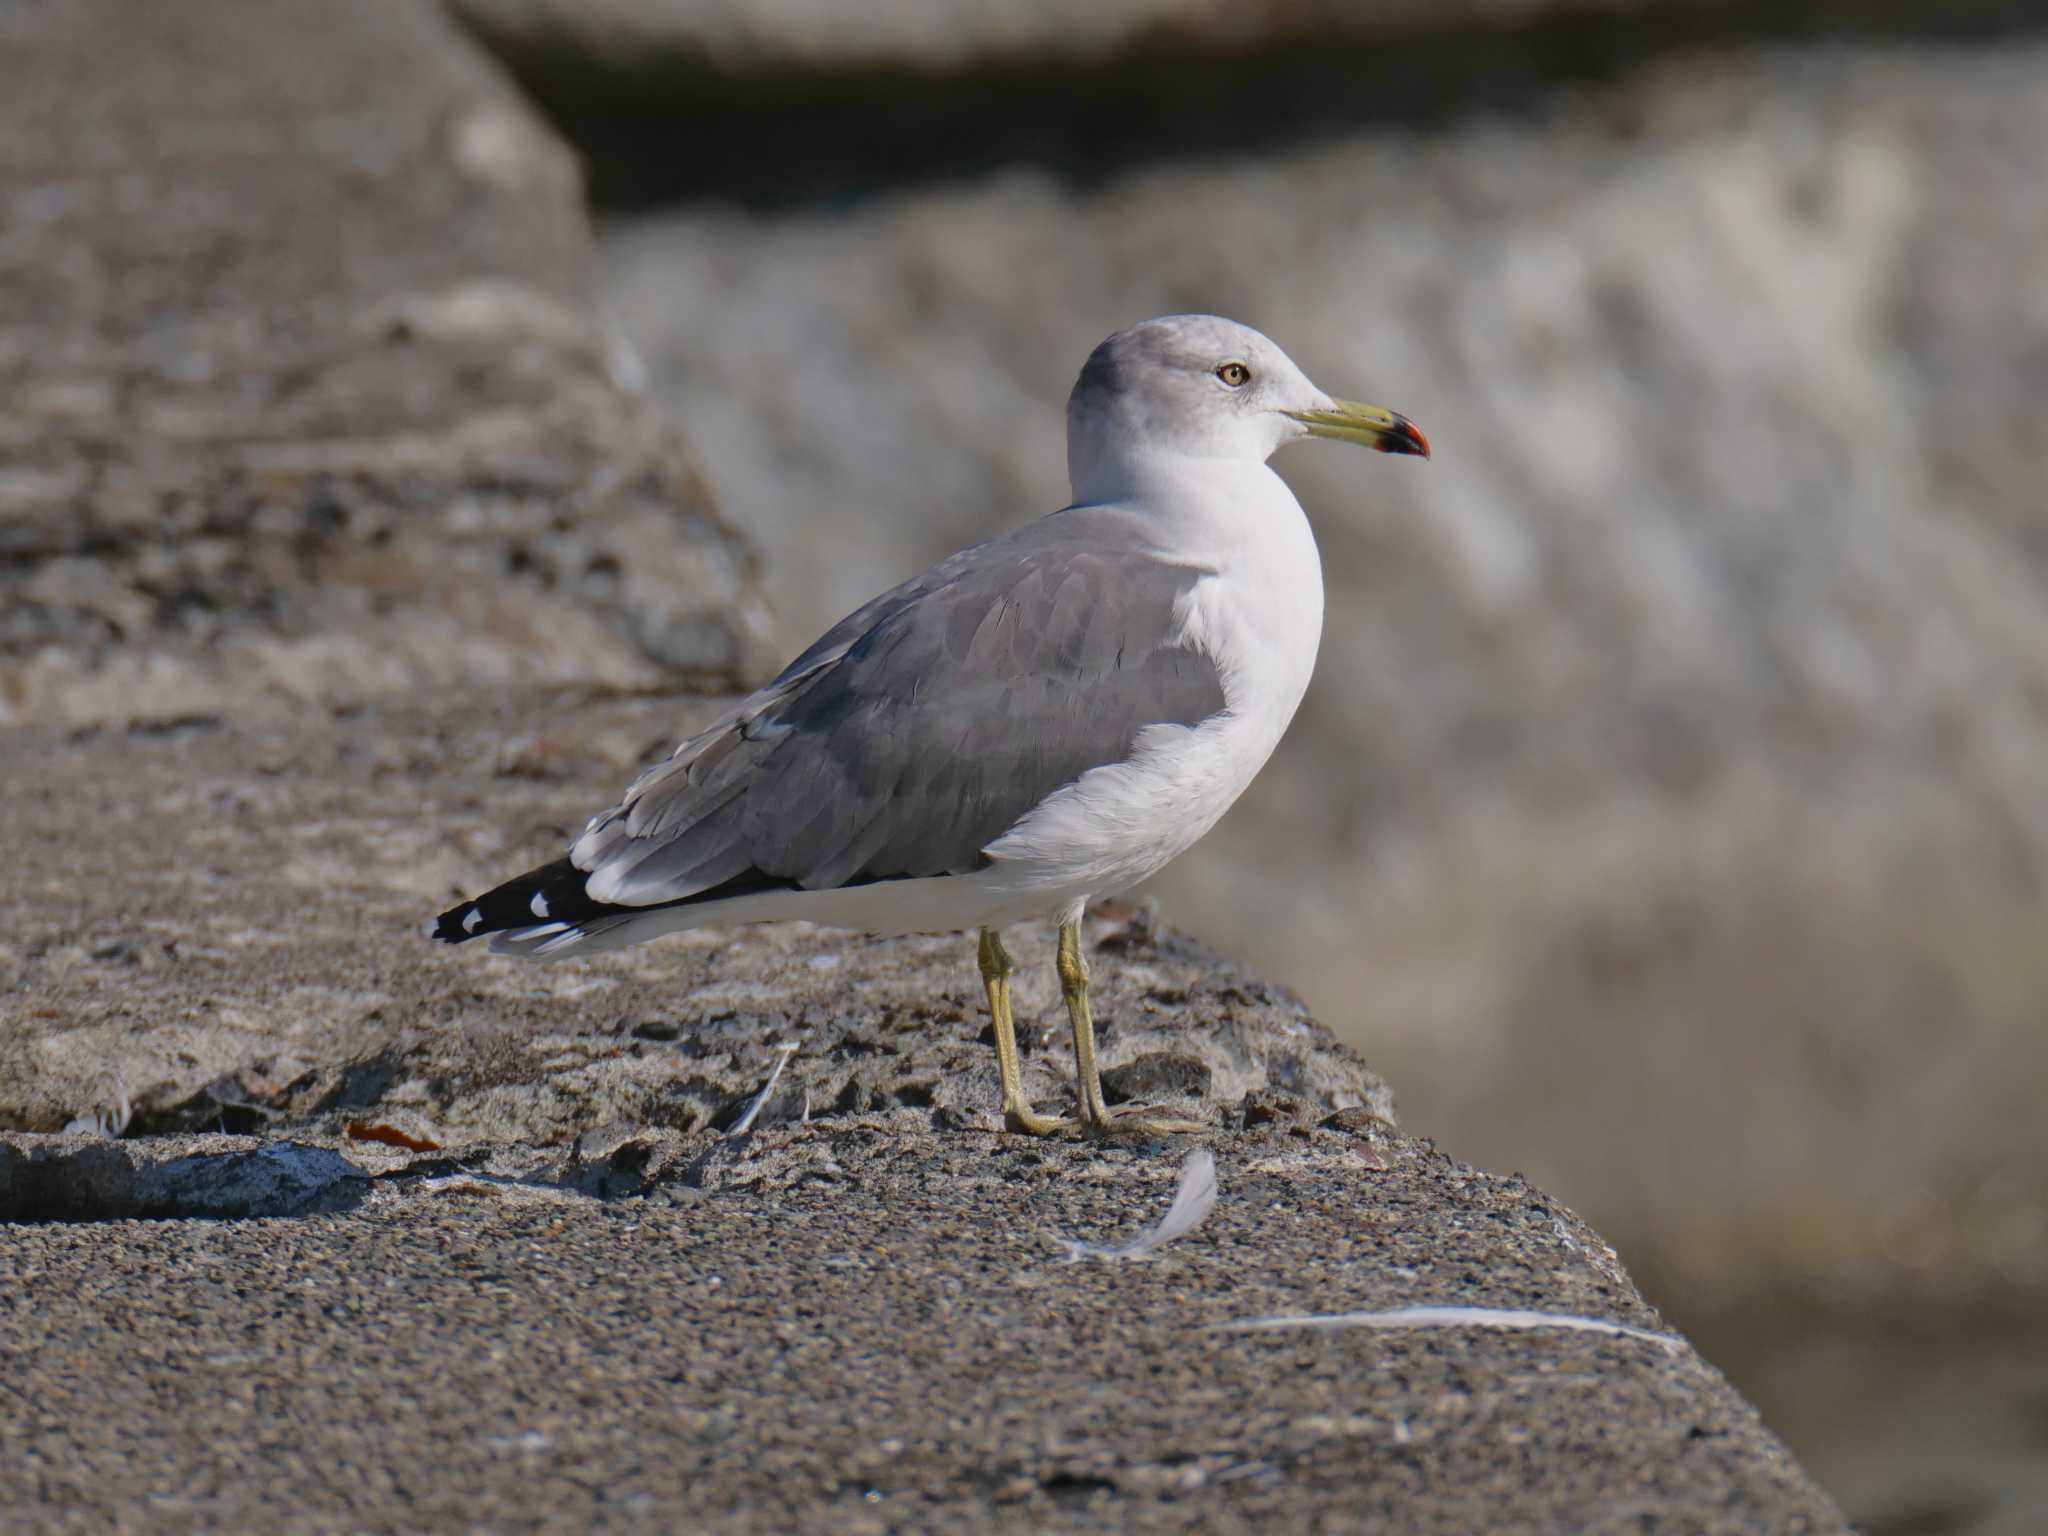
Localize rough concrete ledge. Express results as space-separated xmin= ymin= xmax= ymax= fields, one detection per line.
xmin=1 ymin=1121 xmax=1846 ymax=1533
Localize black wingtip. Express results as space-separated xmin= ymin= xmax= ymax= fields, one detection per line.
xmin=429 ymin=856 xmax=594 ymax=945
xmin=431 ymin=902 xmax=482 ymax=944
xmin=429 ymin=857 xmax=832 ymax=950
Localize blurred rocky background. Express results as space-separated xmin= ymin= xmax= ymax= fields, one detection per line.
xmin=449 ymin=2 xmax=2048 ymax=1531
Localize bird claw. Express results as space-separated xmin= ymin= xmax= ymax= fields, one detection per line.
xmin=1001 ymin=1102 xmax=1201 ymax=1137
xmin=1003 ymin=1104 xmax=1078 ymax=1136
xmin=1085 ymin=1103 xmax=1206 ymax=1138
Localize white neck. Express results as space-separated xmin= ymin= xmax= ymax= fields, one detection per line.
xmin=1080 ymin=449 xmax=1326 ymax=739
xmin=1072 ymin=439 xmax=1272 ymax=512
xmin=1075 ymin=449 xmax=1307 ymax=568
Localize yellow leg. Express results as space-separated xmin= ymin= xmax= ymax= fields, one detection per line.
xmin=979 ymin=927 xmax=1071 ymax=1135
xmin=1057 ymin=919 xmax=1112 ymax=1127
xmin=1058 ymin=918 xmax=1204 ymax=1137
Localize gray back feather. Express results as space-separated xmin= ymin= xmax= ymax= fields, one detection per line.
xmin=575 ymin=507 xmax=1227 ymax=905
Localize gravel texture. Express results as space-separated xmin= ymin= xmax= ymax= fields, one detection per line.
xmin=2 ymin=1126 xmax=1845 ymax=1535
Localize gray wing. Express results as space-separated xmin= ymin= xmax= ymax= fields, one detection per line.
xmin=572 ymin=507 xmax=1228 ymax=906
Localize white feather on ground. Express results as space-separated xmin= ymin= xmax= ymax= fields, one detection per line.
xmin=1211 ymin=1304 xmax=1683 ymax=1351
xmin=727 ymin=1042 xmax=801 ymax=1138
xmin=1054 ymin=1147 xmax=1217 ymax=1263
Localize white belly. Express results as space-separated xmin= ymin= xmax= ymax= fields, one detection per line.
xmin=978 ymin=467 xmax=1325 ymax=916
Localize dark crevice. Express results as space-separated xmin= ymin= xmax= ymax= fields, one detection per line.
xmin=1040 ymin=1470 xmax=1120 ymax=1506
xmin=0 ymin=1141 xmax=370 ymax=1223
xmin=126 ymin=1073 xmax=283 ymax=1138
xmin=452 ymin=1 xmax=2048 ymax=211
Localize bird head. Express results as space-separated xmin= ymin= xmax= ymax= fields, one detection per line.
xmin=1066 ymin=314 xmax=1428 ymax=502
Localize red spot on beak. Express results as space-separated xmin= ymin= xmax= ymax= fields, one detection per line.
xmin=1384 ymin=415 xmax=1431 ymax=459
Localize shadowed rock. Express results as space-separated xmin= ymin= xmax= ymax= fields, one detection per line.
xmin=0 ymin=1134 xmax=370 ymax=1222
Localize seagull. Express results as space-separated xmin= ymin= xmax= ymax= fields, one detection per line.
xmin=433 ymin=315 xmax=1428 ymax=1135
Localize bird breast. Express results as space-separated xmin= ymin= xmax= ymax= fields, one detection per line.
xmin=981 ymin=465 xmax=1325 ymax=899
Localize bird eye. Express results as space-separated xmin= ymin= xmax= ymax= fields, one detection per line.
xmin=1217 ymin=362 xmax=1251 ymax=388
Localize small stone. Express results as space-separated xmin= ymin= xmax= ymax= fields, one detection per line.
xmin=1239 ymin=1090 xmax=1307 ymax=1129
xmin=1100 ymin=1052 xmax=1211 ymax=1105
xmin=1321 ymin=1105 xmax=1396 ymax=1135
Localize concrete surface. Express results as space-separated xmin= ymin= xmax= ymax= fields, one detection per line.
xmin=3 ymin=1124 xmax=1845 ymax=1535
xmin=0 ymin=1 xmax=1850 ymax=1531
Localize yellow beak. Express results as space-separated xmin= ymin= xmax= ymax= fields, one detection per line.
xmin=1283 ymin=399 xmax=1431 ymax=459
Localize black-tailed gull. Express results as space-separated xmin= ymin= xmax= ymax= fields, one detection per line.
xmin=433 ymin=314 xmax=1428 ymax=1135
